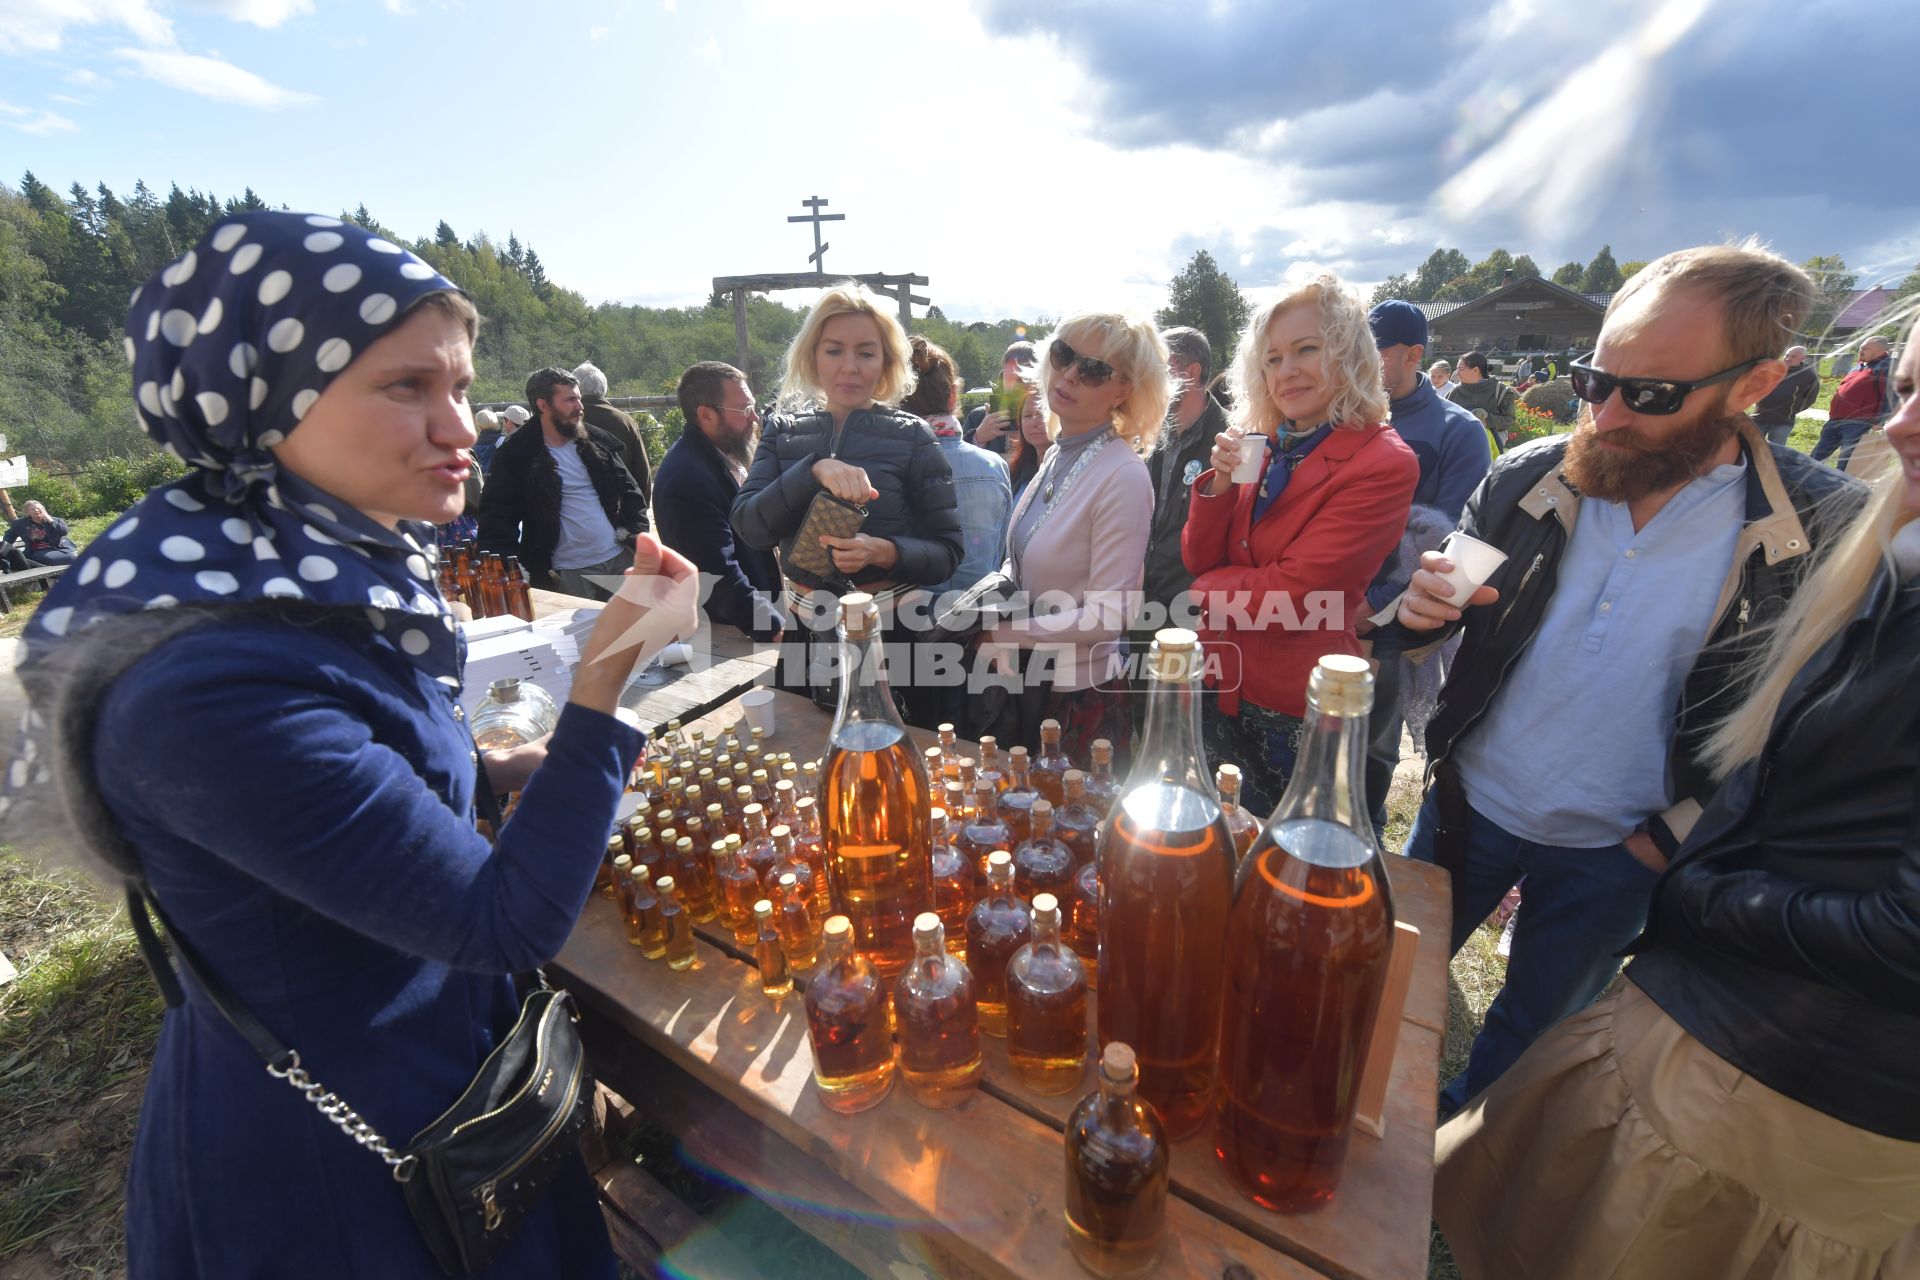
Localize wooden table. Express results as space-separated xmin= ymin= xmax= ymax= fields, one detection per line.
xmin=529 ymin=587 xmax=780 ymax=734
xmin=553 ymin=689 xmax=1450 ymax=1280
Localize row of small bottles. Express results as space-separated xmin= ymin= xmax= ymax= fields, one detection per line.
xmin=437 ymin=540 xmax=533 ymax=620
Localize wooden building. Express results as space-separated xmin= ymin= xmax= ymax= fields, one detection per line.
xmin=1416 ymin=276 xmax=1611 ymax=364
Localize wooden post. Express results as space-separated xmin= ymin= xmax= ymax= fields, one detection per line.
xmin=895 ymin=281 xmax=912 ymax=335
xmin=731 ymin=289 xmax=751 ymax=379
xmin=1353 ymin=920 xmax=1422 ymax=1140
xmin=0 ymin=490 xmax=15 ymax=521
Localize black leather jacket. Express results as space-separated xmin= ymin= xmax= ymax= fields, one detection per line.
xmin=1373 ymin=427 xmax=1864 ymax=854
xmin=475 ymin=422 xmax=648 ymax=587
xmin=730 ymin=407 xmax=962 ymax=593
xmin=1626 ymin=563 xmax=1920 ymax=1140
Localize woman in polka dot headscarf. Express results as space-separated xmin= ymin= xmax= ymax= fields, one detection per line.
xmin=11 ymin=211 xmax=698 ymax=1277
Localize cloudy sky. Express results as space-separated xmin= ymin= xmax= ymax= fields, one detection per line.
xmin=3 ymin=0 xmax=1914 ymax=321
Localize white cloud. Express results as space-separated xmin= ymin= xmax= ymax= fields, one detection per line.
xmin=381 ymin=0 xmax=417 ymax=13
xmin=662 ymin=0 xmax=677 ymax=10
xmin=112 ymin=47 xmax=318 ymax=108
xmin=180 ymin=0 xmax=314 ymax=25
xmin=0 ymin=98 xmax=79 ymax=135
xmin=48 ymin=92 xmax=86 ymax=104
xmin=589 ymin=24 xmax=609 ymax=40
xmin=64 ymin=68 xmax=105 ymax=86
xmin=698 ymin=35 xmax=720 ymax=63
xmin=0 ymin=0 xmax=174 ymax=55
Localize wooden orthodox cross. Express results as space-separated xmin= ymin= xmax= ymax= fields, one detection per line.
xmin=787 ymin=195 xmax=845 ymax=275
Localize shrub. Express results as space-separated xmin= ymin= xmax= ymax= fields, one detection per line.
xmin=1521 ymin=377 xmax=1577 ymax=423
xmin=131 ymin=450 xmax=188 ymax=492
xmin=80 ymin=456 xmax=147 ymax=516
xmin=17 ymin=474 xmax=84 ymax=518
xmin=1510 ymin=402 xmax=1562 ymax=445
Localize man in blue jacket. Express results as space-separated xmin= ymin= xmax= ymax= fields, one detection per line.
xmin=655 ymin=362 xmax=787 ymax=642
xmin=1362 ymin=300 xmax=1492 ymax=820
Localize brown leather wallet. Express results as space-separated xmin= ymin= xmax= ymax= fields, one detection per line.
xmin=784 ymin=490 xmax=868 ymax=580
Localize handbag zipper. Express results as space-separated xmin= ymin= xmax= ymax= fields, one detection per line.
xmin=476 ymin=1048 xmax=584 ymax=1233
xmin=446 ymin=998 xmax=563 ymax=1140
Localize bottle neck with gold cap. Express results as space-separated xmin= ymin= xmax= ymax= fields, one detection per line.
xmin=1269 ymin=654 xmax=1379 ymax=849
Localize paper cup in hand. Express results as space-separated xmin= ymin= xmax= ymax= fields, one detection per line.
xmin=1435 ymin=531 xmax=1508 ymax=606
xmin=1230 ymin=431 xmax=1266 ymax=485
xmin=740 ymin=688 xmax=777 ymax=736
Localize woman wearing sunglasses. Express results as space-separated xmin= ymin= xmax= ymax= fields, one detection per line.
xmin=1431 ymin=306 xmax=1920 ymax=1280
xmin=1182 ymin=274 xmax=1418 ymax=814
xmin=978 ymin=312 xmax=1169 ymax=761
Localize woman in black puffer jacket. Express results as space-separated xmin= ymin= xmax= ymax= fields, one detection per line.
xmin=731 ymin=285 xmax=962 ymax=712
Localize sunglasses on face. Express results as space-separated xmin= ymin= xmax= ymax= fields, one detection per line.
xmin=1049 ymin=339 xmax=1117 ymax=387
xmin=1568 ymin=353 xmax=1766 ymax=416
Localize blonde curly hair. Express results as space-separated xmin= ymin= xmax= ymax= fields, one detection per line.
xmin=1041 ymin=311 xmax=1174 ymax=454
xmin=1228 ymin=273 xmax=1387 ymax=435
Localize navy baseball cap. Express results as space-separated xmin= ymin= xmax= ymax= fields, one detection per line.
xmin=1368 ymin=299 xmax=1428 ymax=349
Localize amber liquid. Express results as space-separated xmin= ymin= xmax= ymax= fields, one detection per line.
xmin=804 ymin=965 xmax=896 ymax=1113
xmin=1224 ymin=802 xmax=1260 ymax=864
xmin=1097 ymin=786 xmax=1236 ymax=1139
xmin=661 ymin=896 xmax=695 ymax=971
xmin=930 ymin=844 xmax=973 ymax=955
xmin=997 ymin=782 xmax=1039 ymax=847
xmin=959 ymin=808 xmax=1012 ymax=897
xmin=1065 ymin=1092 xmax=1169 ymax=1278
xmin=793 ymin=814 xmax=834 ymax=921
xmin=1034 ymin=753 xmax=1071 ymax=808
xmin=669 ymin=845 xmax=717 ymax=924
xmin=716 ymin=859 xmax=762 ymax=949
xmin=626 ymin=878 xmax=666 ymax=960
xmin=1055 ymin=802 xmax=1101 ymax=872
xmin=778 ymin=895 xmax=819 ymax=970
xmin=964 ymin=892 xmax=1030 ymax=1037
xmin=1067 ymin=861 xmax=1100 ymax=991
xmin=896 ymin=957 xmax=983 ymax=1108
xmin=757 ymin=927 xmax=793 ymax=998
xmin=1007 ymin=970 xmax=1088 ymax=1095
xmin=1013 ymin=833 xmax=1075 ymax=903
xmin=1214 ymin=818 xmax=1393 ymax=1210
xmin=821 ymin=723 xmax=931 ymax=980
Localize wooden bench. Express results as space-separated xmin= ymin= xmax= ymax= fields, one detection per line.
xmin=0 ymin=563 xmax=69 ymax=611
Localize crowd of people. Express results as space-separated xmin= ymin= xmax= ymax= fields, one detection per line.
xmin=6 ymin=208 xmax=1915 ymax=1280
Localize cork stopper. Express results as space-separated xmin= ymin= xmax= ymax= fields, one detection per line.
xmin=839 ymin=591 xmax=879 ymax=639
xmin=1101 ymin=1042 xmax=1137 ymax=1083
xmin=913 ymin=911 xmax=942 ymax=939
xmin=771 ymin=824 xmax=791 ymax=841
xmin=987 ymin=850 xmax=1013 ymax=881
xmin=824 ymin=915 xmax=853 ymax=939
xmin=1032 ymin=892 xmax=1059 ymax=923
xmin=1216 ymin=762 xmax=1242 ymax=798
xmin=754 ymin=899 xmax=774 ymax=921
xmin=1308 ymin=653 xmax=1374 ymax=716
xmin=930 ymin=806 xmax=947 ymax=824
xmin=1091 ymin=739 xmax=1113 ymax=762
xmin=1147 ymin=628 xmax=1203 ymax=683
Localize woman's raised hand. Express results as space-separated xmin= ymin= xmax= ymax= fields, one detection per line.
xmin=571 ymin=534 xmax=701 ymax=712
xmin=1206 ymin=430 xmax=1245 ymax=496
xmin=811 ymin=458 xmax=878 ymax=504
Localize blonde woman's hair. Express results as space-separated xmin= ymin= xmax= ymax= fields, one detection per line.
xmin=1040 ymin=312 xmax=1174 ymax=454
xmin=1228 ymin=273 xmax=1387 ymax=436
xmin=777 ymin=285 xmax=916 ymax=411
xmin=1702 ymin=301 xmax=1918 ymax=779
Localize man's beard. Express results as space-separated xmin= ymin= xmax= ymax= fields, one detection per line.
xmin=1563 ymin=392 xmax=1745 ymax=502
xmin=719 ymin=422 xmax=760 ymax=468
xmin=547 ymin=411 xmax=585 ymax=440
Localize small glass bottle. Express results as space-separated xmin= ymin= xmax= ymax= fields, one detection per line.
xmin=1013 ymin=799 xmax=1075 ymax=903
xmin=594 ymin=830 xmax=623 ymax=900
xmin=965 ymin=851 xmax=1031 ymax=1038
xmin=1034 ymin=717 xmax=1074 ymax=806
xmin=473 ymin=676 xmax=561 ymax=752
xmin=713 ymin=836 xmax=760 ymax=949
xmin=613 ymin=855 xmax=647 ymax=952
xmin=791 ymin=796 xmax=834 ymax=920
xmin=1055 ymin=770 xmax=1103 ymax=871
xmin=776 ymin=871 xmax=819 ymax=970
xmin=437 ymin=548 xmax=465 ymax=609
xmin=1216 ymin=763 xmax=1260 ymax=864
xmin=1086 ymin=738 xmax=1123 ymax=817
xmin=1065 ymin=1042 xmax=1169 ymax=1278
xmin=1067 ymin=860 xmax=1100 ymax=990
xmin=750 ymin=767 xmax=775 ymax=807
xmin=729 ymin=785 xmax=755 ymax=838
xmin=1006 ymin=892 xmax=1088 ymax=1095
xmin=943 ymin=778 xmax=972 ymax=824
xmin=804 ymin=915 xmax=896 ymax=1114
xmin=927 ymin=807 xmax=973 ymax=954
xmin=503 ymin=555 xmax=533 ymax=621
xmin=772 ymin=777 xmax=800 ymax=830
xmin=894 ymin=912 xmax=983 ymax=1109
xmin=976 ymin=735 xmax=1009 ymax=795
xmin=651 ymin=826 xmax=677 ymax=875
xmin=740 ymin=803 xmax=777 ymax=885
xmin=629 ymin=861 xmax=667 ymax=959
xmin=922 ymin=745 xmax=945 ymax=790
xmin=999 ymin=746 xmax=1042 ymax=846
xmin=754 ymin=899 xmax=792 ymax=998
xmin=767 ymin=824 xmax=817 ymax=904
xmin=671 ymin=835 xmax=716 ymax=924
xmin=656 ymin=874 xmax=695 ymax=971
xmin=479 ymin=551 xmax=509 ymax=618
xmin=956 ymin=756 xmax=979 ymax=798
xmin=959 ymin=777 xmax=1012 ymax=893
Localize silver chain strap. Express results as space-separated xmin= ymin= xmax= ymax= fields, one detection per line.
xmin=266 ymin=1050 xmax=416 ymax=1180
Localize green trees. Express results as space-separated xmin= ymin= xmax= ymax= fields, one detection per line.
xmin=1580 ymin=245 xmax=1623 ymax=294
xmin=1368 ymin=246 xmax=1539 ymax=306
xmin=1157 ymin=250 xmax=1250 ymax=361
xmin=1800 ymin=254 xmax=1858 ymax=339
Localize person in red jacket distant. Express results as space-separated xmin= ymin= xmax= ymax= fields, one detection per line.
xmin=1813 ymin=335 xmax=1895 ymax=468
xmin=1181 ymin=274 xmax=1418 ymax=813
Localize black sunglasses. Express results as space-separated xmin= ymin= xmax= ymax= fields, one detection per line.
xmin=1048 ymin=340 xmax=1117 ymax=387
xmin=1567 ymin=353 xmax=1767 ymax=416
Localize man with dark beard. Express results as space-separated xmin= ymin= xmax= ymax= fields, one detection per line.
xmin=1372 ymin=244 xmax=1864 ymax=1119
xmin=655 ymin=362 xmax=787 ymax=641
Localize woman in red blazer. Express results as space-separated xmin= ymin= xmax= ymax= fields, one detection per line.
xmin=1181 ymin=274 xmax=1418 ymax=814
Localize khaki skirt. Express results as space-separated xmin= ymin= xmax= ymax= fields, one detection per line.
xmin=1435 ymin=977 xmax=1920 ymax=1280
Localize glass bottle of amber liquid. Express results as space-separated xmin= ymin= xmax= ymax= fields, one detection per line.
xmin=1086 ymin=738 xmax=1123 ymax=817
xmin=922 ymin=746 xmax=945 ymax=793
xmin=740 ymin=802 xmax=777 ymax=886
xmin=479 ymin=551 xmax=509 ymax=618
xmin=754 ymin=899 xmax=792 ymax=998
xmin=1067 ymin=859 xmax=1100 ymax=991
xmin=791 ymin=796 xmax=834 ymax=921
xmin=613 ymin=856 xmax=653 ymax=954
xmin=713 ymin=836 xmax=760 ymax=949
xmin=894 ymin=912 xmax=983 ymax=1109
xmin=1013 ymin=799 xmax=1075 ymax=902
xmin=655 ymin=874 xmax=696 ymax=971
xmin=1216 ymin=763 xmax=1260 ymax=865
xmin=998 ymin=746 xmax=1042 ymax=846
xmin=927 ymin=808 xmax=973 ymax=954
xmin=803 ymin=915 xmax=895 ymax=1114
xmin=1215 ymin=654 xmax=1396 ymax=1211
xmin=775 ymin=872 xmax=819 ymax=970
xmin=772 ymin=778 xmax=800 ymax=831
xmin=1034 ymin=717 xmax=1074 ymax=806
xmin=975 ymin=735 xmax=1008 ymax=795
xmin=669 ymin=835 xmax=717 ymax=924
xmin=959 ymin=777 xmax=1011 ymax=893
xmin=1065 ymin=1042 xmax=1169 ymax=1278
xmin=596 ymin=830 xmax=623 ymax=900
xmin=936 ymin=723 xmax=959 ymax=784
xmin=820 ymin=593 xmax=932 ymax=981
xmin=965 ymin=851 xmax=1030 ymax=1037
xmin=1006 ymin=892 xmax=1087 ymax=1095
xmin=1055 ymin=770 xmax=1102 ymax=871
xmin=436 ymin=550 xmax=465 ymax=609
xmin=503 ymin=555 xmax=533 ymax=621
xmin=1097 ymin=628 xmax=1236 ymax=1140
xmin=455 ymin=541 xmax=480 ymax=607
xmin=767 ymin=825 xmax=817 ymax=918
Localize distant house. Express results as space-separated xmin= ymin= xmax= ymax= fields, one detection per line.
xmin=1832 ymin=285 xmax=1894 ymax=336
xmin=1416 ymin=276 xmax=1611 ymax=365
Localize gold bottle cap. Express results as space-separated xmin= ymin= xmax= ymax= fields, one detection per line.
xmin=795 ymin=796 xmax=815 ymax=812
xmin=824 ymin=915 xmax=852 ymax=938
xmin=724 ymin=834 xmax=742 ymax=852
xmin=1309 ymin=653 xmax=1375 ymax=716
xmin=839 ymin=592 xmax=879 ymax=638
xmin=632 ymin=863 xmax=651 ymax=882
xmin=706 ymin=803 xmax=724 ymax=820
xmin=613 ymin=854 xmax=632 ymax=869
xmin=657 ymin=875 xmax=677 ymax=893
xmin=778 ymin=872 xmax=798 ymax=889
xmin=676 ymin=837 xmax=693 ymax=853
xmin=606 ymin=832 xmax=624 ymax=851
xmin=930 ymin=806 xmax=947 ymax=823
xmin=913 ymin=911 xmax=942 ymax=939
xmin=1101 ymin=1042 xmax=1137 ymax=1082
xmin=754 ymin=899 xmax=774 ymax=920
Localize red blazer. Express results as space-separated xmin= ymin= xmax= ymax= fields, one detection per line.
xmin=1181 ymin=422 xmax=1417 ymax=717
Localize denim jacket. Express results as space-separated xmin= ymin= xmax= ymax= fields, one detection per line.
xmin=927 ymin=421 xmax=1012 ymax=602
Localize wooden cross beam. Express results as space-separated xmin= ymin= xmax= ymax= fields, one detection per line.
xmin=786 ymin=195 xmax=846 ymax=275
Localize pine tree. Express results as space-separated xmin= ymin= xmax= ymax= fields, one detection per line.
xmin=1551 ymin=261 xmax=1584 ymax=288
xmin=435 ymin=219 xmax=459 ymax=247
xmin=506 ymin=232 xmax=525 ymax=272
xmin=522 ymin=246 xmax=548 ymax=295
xmin=1155 ymin=249 xmax=1251 ymax=361
xmin=1580 ymin=245 xmax=1623 ymax=294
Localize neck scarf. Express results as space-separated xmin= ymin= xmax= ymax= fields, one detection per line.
xmin=18 ymin=211 xmax=466 ymax=690
xmin=1251 ymin=423 xmax=1335 ymax=524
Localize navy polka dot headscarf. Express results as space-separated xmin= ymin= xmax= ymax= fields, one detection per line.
xmin=20 ymin=211 xmax=468 ymax=688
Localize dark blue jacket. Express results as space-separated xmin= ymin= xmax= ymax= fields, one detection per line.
xmin=1366 ymin=375 xmax=1493 ymax=610
xmin=654 ymin=428 xmax=788 ymax=640
xmin=99 ymin=618 xmax=634 ymax=1278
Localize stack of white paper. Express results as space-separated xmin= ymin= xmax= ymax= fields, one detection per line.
xmin=460 ymin=629 xmax=572 ymax=714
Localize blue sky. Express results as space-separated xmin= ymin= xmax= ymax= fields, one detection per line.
xmin=4 ymin=0 xmax=1915 ymax=322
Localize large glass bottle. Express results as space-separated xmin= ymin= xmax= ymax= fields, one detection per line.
xmin=927 ymin=807 xmax=973 ymax=954
xmin=1216 ymin=763 xmax=1260 ymax=864
xmin=1034 ymin=717 xmax=1074 ymax=806
xmin=1096 ymin=628 xmax=1235 ymax=1140
xmin=894 ymin=912 xmax=983 ymax=1109
xmin=820 ymin=595 xmax=932 ymax=981
xmin=965 ymin=850 xmax=1030 ymax=1038
xmin=1006 ymin=892 xmax=1087 ymax=1095
xmin=1013 ymin=799 xmax=1075 ymax=902
xmin=1214 ymin=654 xmax=1396 ymax=1211
xmin=803 ymin=915 xmax=896 ymax=1114
xmin=472 ymin=677 xmax=560 ymax=752
xmin=1065 ymin=1042 xmax=1169 ymax=1278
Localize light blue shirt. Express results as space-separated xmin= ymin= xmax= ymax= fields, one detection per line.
xmin=1453 ymin=460 xmax=1748 ymax=847
xmin=546 ymin=440 xmax=623 ymax=570
xmin=927 ymin=430 xmax=1011 ymax=601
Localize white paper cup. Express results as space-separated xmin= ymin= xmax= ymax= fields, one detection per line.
xmin=740 ymin=687 xmax=777 ymax=736
xmin=1435 ymin=531 xmax=1508 ymax=606
xmin=1230 ymin=431 xmax=1266 ymax=485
